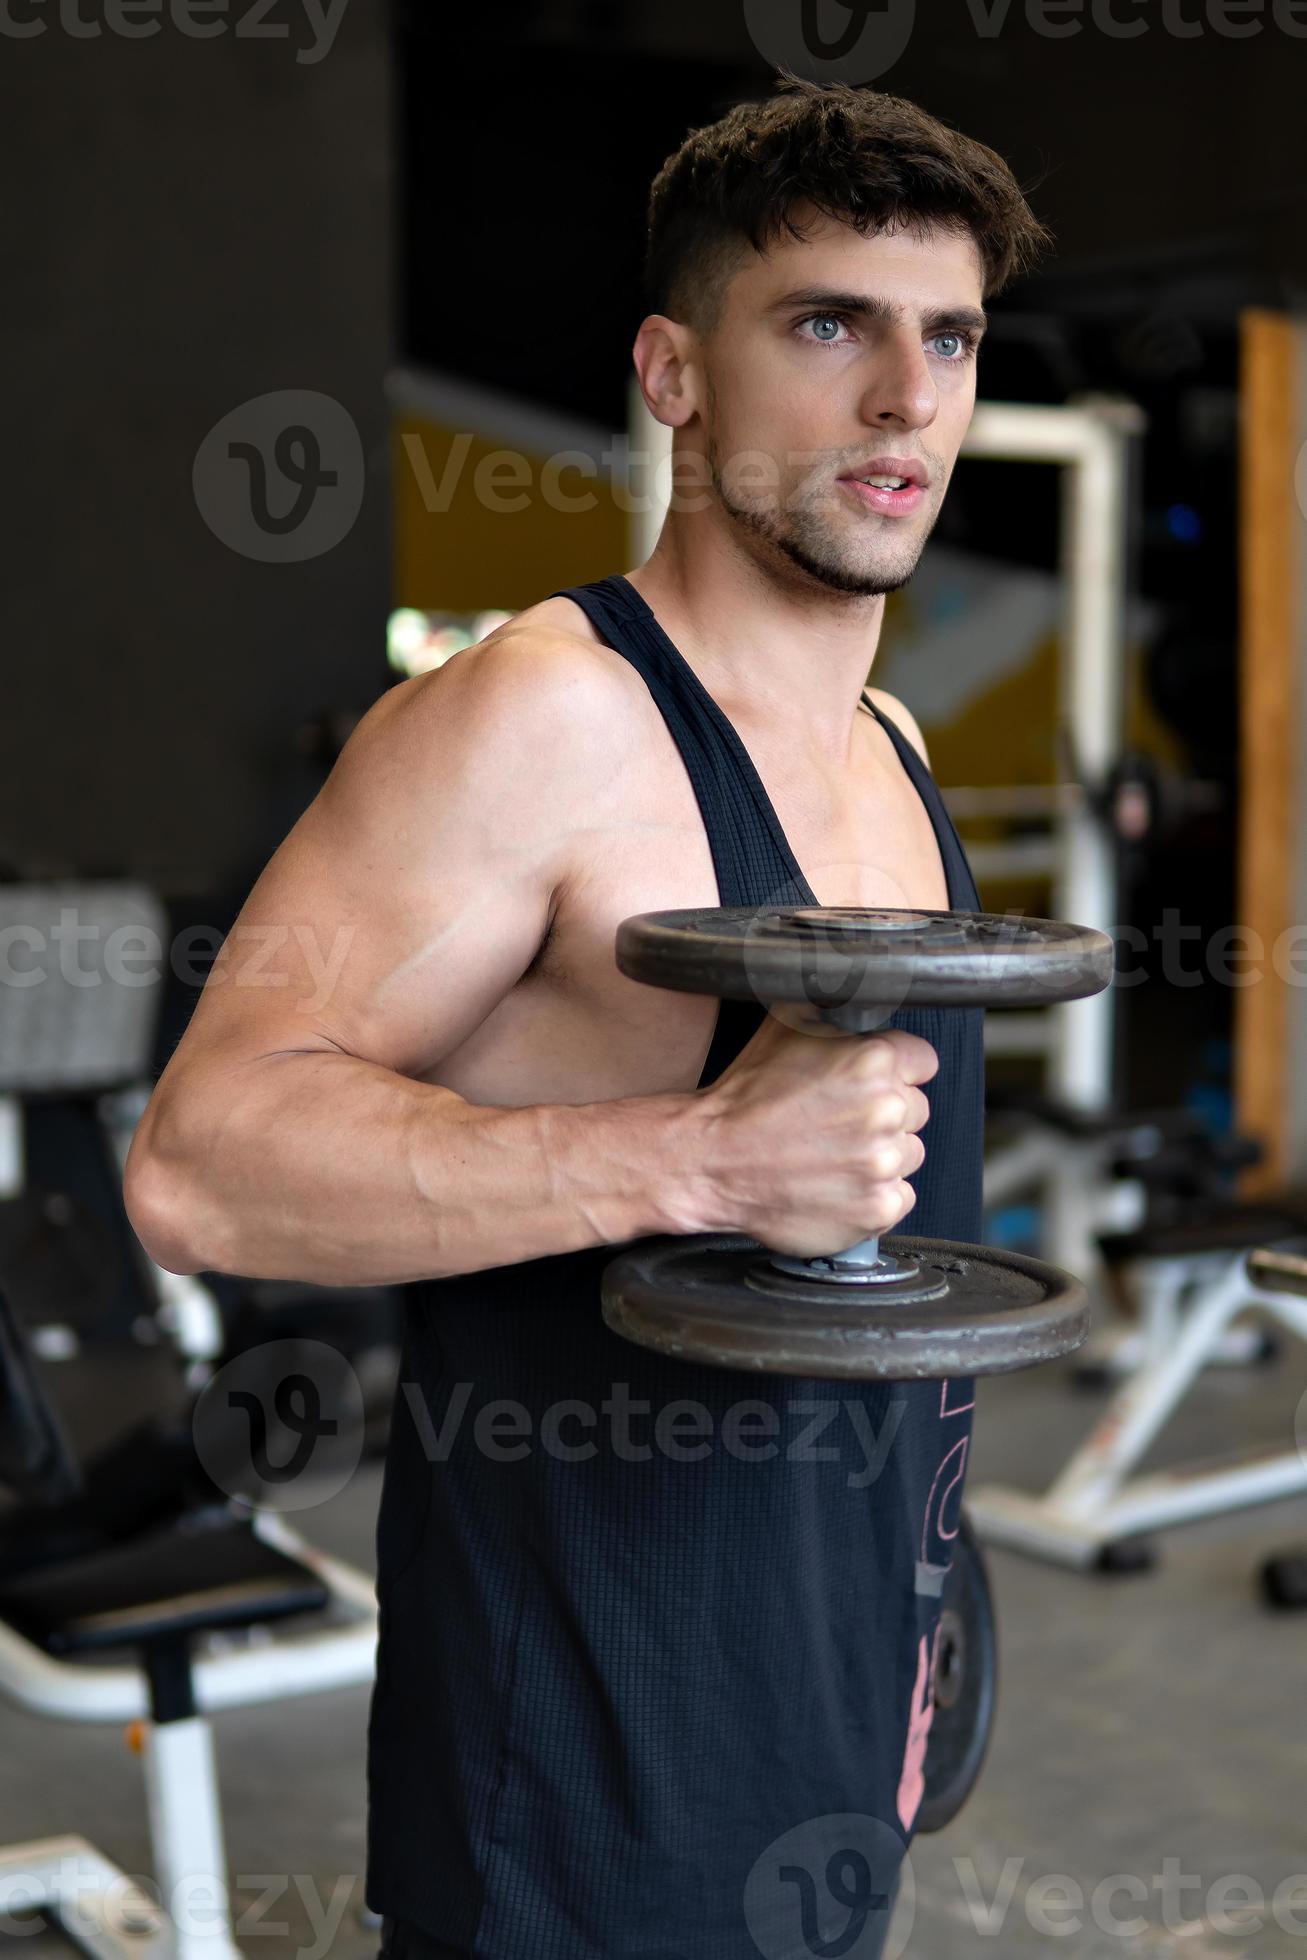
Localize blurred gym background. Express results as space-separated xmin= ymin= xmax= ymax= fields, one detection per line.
xmin=3 ymin=3 xmax=1307 ymax=1955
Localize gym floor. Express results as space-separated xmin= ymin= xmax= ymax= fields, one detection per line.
xmin=3 ymin=1321 xmax=1305 ymax=1960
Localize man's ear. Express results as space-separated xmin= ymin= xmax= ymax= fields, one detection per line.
xmin=632 ymin=315 xmax=700 ymax=430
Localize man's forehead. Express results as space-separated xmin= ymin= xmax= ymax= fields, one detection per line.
xmin=741 ymin=211 xmax=984 ymax=302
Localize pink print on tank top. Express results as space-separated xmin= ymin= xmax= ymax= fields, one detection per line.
xmin=896 ymin=1621 xmax=938 ymax=1829
xmin=898 ymin=1379 xmax=977 ymax=1830
xmin=914 ymin=1378 xmax=974 ymax=1594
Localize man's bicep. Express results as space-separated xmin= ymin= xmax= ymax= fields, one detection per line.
xmin=181 ymin=668 xmax=565 ymax=1080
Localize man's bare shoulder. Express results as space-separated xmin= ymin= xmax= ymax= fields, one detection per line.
xmin=456 ymin=609 xmax=643 ymax=723
xmin=336 ymin=610 xmax=647 ymax=800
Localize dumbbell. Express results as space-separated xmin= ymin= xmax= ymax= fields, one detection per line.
xmin=602 ymin=906 xmax=1115 ymax=1380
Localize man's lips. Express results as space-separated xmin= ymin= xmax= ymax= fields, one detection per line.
xmin=840 ymin=458 xmax=929 ymax=490
xmin=838 ymin=476 xmax=926 ymax=517
xmin=836 ymin=458 xmax=929 ymax=518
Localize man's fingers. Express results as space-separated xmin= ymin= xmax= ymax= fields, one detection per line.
xmin=859 ymin=1029 xmax=940 ymax=1087
xmin=865 ymin=1084 xmax=931 ymax=1137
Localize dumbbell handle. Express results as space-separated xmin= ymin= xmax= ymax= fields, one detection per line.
xmin=766 ymin=1018 xmax=920 ymax=1285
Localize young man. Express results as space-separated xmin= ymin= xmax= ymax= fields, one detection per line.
xmin=126 ymin=76 xmax=1049 ymax=1960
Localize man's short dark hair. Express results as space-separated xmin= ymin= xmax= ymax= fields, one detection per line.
xmin=645 ymin=74 xmax=1053 ymax=333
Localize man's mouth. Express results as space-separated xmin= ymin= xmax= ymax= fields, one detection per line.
xmin=839 ymin=473 xmax=926 ymax=518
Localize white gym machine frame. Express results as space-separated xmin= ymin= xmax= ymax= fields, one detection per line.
xmin=958 ymin=401 xmax=1143 ymax=1290
xmin=957 ymin=397 xmax=1138 ymax=1118
xmin=0 ymin=1514 xmax=378 ymax=1960
xmin=967 ymin=1245 xmax=1307 ymax=1568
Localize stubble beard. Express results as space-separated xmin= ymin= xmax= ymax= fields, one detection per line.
xmin=708 ymin=438 xmax=933 ymax=599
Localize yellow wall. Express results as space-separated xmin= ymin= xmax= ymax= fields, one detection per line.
xmin=393 ymin=412 xmax=629 ymax=613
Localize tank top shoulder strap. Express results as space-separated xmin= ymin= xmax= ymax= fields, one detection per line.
xmin=545 ymin=575 xmax=811 ymax=913
xmin=859 ymin=690 xmax=981 ymax=913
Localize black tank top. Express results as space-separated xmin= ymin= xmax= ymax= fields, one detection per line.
xmin=365 ymin=573 xmax=986 ymax=1959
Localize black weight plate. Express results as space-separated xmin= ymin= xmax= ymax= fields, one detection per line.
xmin=917 ymin=1513 xmax=997 ymax=1834
xmin=615 ymin=906 xmax=1114 ymax=1016
xmin=601 ymin=1235 xmax=1091 ymax=1380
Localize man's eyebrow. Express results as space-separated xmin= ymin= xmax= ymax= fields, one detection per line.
xmin=769 ymin=288 xmax=989 ymax=336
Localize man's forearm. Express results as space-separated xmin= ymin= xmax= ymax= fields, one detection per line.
xmin=126 ymin=1049 xmax=711 ymax=1285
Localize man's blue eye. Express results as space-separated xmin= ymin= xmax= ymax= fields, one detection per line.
xmin=811 ymin=317 xmax=843 ymax=341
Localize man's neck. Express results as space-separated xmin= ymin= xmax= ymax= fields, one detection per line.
xmin=623 ymin=521 xmax=887 ymax=765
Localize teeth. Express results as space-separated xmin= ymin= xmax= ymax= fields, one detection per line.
xmin=859 ymin=475 xmax=909 ymax=489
